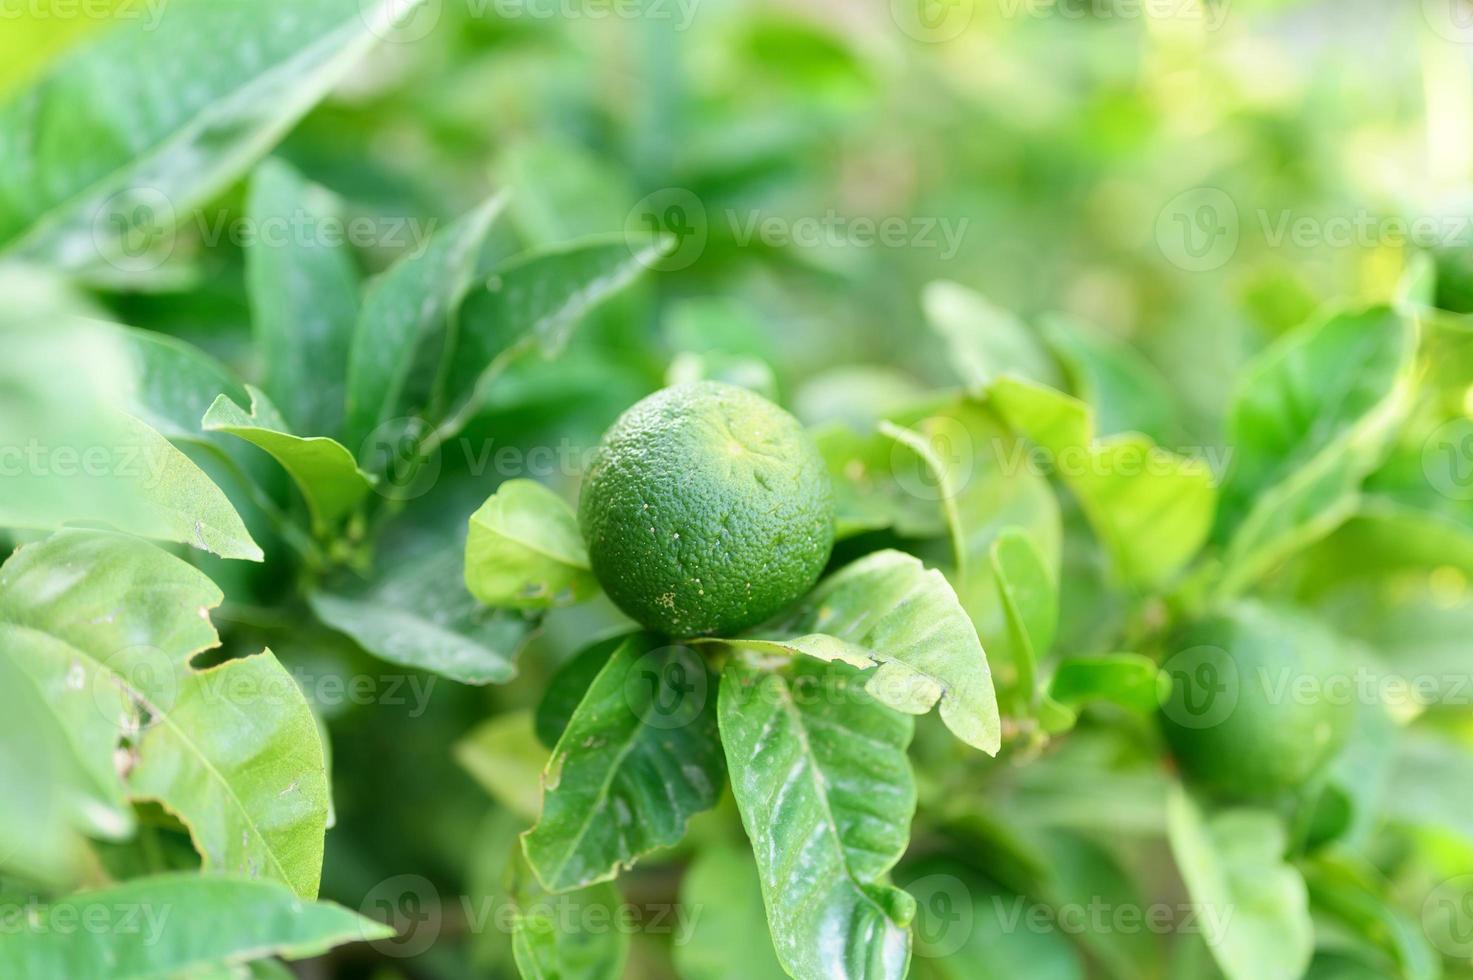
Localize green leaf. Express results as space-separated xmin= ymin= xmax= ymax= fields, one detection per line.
xmin=442 ymin=235 xmax=668 ymax=434
xmin=900 ymin=863 xmax=1084 ymax=980
xmin=1304 ymin=857 xmax=1441 ymax=980
xmin=312 ymin=544 xmax=535 ymax=685
xmin=990 ymin=527 xmax=1057 ymax=713
xmin=203 ymin=385 xmax=374 ymax=533
xmin=1166 ymin=786 xmax=1313 ymax=980
xmin=534 ymin=634 xmax=629 ymax=749
xmin=719 ymin=656 xmax=916 ymax=980
xmin=522 ymin=635 xmax=724 ymax=892
xmin=0 ymin=872 xmax=390 ymax=978
xmin=812 ymin=422 xmax=950 ymax=540
xmin=465 ymin=479 xmax=598 ymax=609
xmin=0 ymin=531 xmax=328 ymax=897
xmin=729 ymin=549 xmax=1001 ymax=754
xmin=245 ymin=158 xmax=360 ymax=438
xmin=508 ymin=851 xmax=629 ymax=980
xmin=1217 ymin=306 xmax=1416 ymax=595
xmin=344 ymin=194 xmax=507 ymax=452
xmin=454 ymin=709 xmax=549 ymax=823
xmin=1047 ymin=654 xmax=1166 ymax=718
xmin=922 ymin=280 xmax=1059 ymax=391
xmin=1039 ymin=312 xmax=1176 ymax=443
xmin=119 ymin=328 xmax=249 ymax=443
xmin=990 ymin=376 xmax=1215 ymax=587
xmin=675 ymin=845 xmax=788 ymax=980
xmin=0 ymin=315 xmax=261 ymax=560
xmin=0 ymin=0 xmax=423 ymax=268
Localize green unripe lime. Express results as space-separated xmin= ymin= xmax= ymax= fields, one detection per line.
xmin=578 ymin=381 xmax=835 ymax=637
xmin=1159 ymin=602 xmax=1353 ymax=801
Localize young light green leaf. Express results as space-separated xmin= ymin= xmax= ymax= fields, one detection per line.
xmin=730 ymin=549 xmax=1001 ymax=754
xmin=344 ymin=194 xmax=507 ymax=452
xmin=0 ymin=872 xmax=390 ymax=978
xmin=923 ymin=280 xmax=1060 ymax=391
xmin=1217 ymin=306 xmax=1416 ymax=596
xmin=522 ymin=635 xmax=724 ymax=893
xmin=719 ymin=656 xmax=916 ymax=980
xmin=0 ymin=0 xmax=425 ymax=268
xmin=312 ymin=545 xmax=535 ymax=686
xmin=1166 ymin=786 xmax=1313 ymax=980
xmin=0 ymin=531 xmax=327 ymax=897
xmin=203 ymin=385 xmax=375 ymax=533
xmin=455 ymin=710 xmax=550 ymax=823
xmin=465 ymin=479 xmax=597 ymax=609
xmin=990 ymin=527 xmax=1058 ymax=713
xmin=990 ymin=376 xmax=1214 ymax=587
xmin=245 ymin=158 xmax=360 ymax=438
xmin=440 ymin=235 xmax=667 ymax=436
xmin=675 ymin=845 xmax=788 ymax=980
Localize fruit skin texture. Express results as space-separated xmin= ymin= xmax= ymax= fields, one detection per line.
xmin=1159 ymin=601 xmax=1354 ymax=802
xmin=578 ymin=381 xmax=835 ymax=637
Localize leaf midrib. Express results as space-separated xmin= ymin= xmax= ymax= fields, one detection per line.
xmin=5 ymin=622 xmax=295 ymax=889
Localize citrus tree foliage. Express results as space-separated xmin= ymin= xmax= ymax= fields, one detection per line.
xmin=2 ymin=4 xmax=1471 ymax=980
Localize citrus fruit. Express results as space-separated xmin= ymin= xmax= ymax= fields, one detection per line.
xmin=578 ymin=381 xmax=835 ymax=637
xmin=1159 ymin=601 xmax=1353 ymax=801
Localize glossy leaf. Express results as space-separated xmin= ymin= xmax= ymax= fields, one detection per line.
xmin=1166 ymin=787 xmax=1313 ymax=980
xmin=245 ymin=158 xmax=360 ymax=438
xmin=312 ymin=545 xmax=535 ymax=686
xmin=923 ymin=280 xmax=1059 ymax=391
xmin=522 ymin=635 xmax=724 ymax=892
xmin=812 ymin=422 xmax=950 ymax=540
xmin=990 ymin=375 xmax=1214 ymax=587
xmin=508 ymin=851 xmax=628 ymax=980
xmin=534 ymin=634 xmax=630 ymax=748
xmin=0 ymin=531 xmax=328 ymax=897
xmin=0 ymin=873 xmax=390 ymax=978
xmin=1217 ymin=307 xmax=1416 ymax=595
xmin=442 ymin=235 xmax=667 ymax=430
xmin=732 ymin=549 xmax=1001 ymax=754
xmin=344 ymin=194 xmax=507 ymax=451
xmin=464 ymin=479 xmax=598 ymax=609
xmin=204 ymin=386 xmax=374 ymax=533
xmin=0 ymin=0 xmax=424 ymax=268
xmin=719 ymin=656 xmax=916 ymax=980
